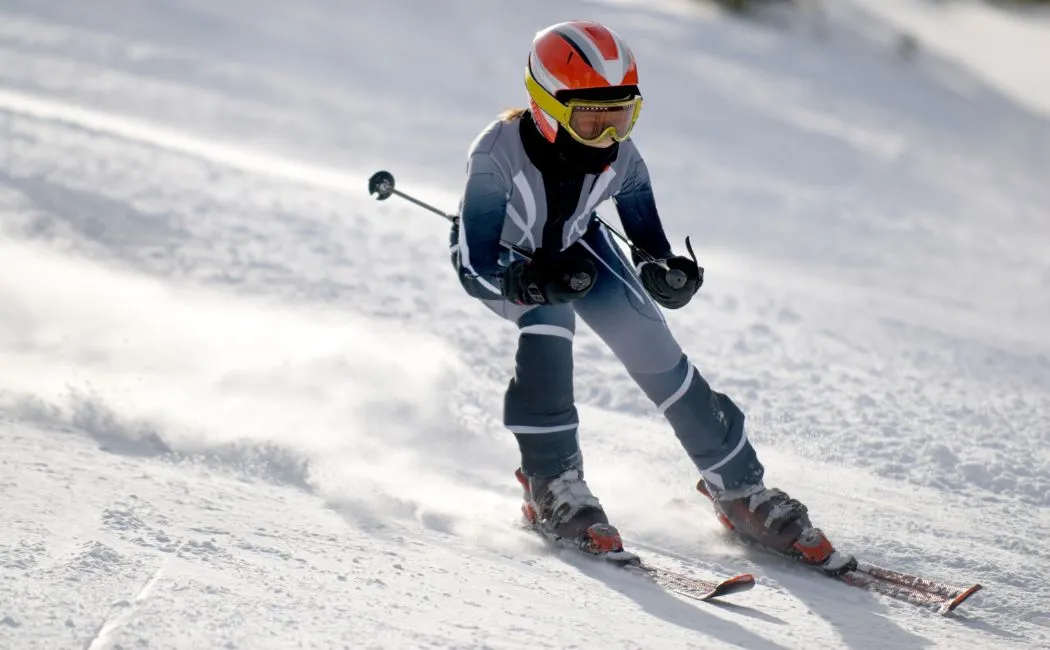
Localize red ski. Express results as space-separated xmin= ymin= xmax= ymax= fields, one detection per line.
xmin=534 ymin=527 xmax=757 ymax=603
xmin=839 ymin=561 xmax=982 ymax=615
xmin=625 ymin=561 xmax=757 ymax=602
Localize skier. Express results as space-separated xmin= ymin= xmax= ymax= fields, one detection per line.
xmin=450 ymin=20 xmax=843 ymax=569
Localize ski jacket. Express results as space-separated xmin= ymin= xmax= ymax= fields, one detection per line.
xmin=452 ymin=114 xmax=673 ymax=300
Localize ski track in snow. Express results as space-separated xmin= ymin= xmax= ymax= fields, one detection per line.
xmin=0 ymin=1 xmax=1048 ymax=648
xmin=85 ymin=540 xmax=183 ymax=650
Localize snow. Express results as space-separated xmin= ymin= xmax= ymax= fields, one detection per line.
xmin=1 ymin=0 xmax=1048 ymax=648
xmin=842 ymin=0 xmax=1050 ymax=120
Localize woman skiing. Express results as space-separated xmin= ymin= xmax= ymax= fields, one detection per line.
xmin=451 ymin=20 xmax=844 ymax=569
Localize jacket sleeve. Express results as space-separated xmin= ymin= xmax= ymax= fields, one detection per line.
xmin=454 ymin=150 xmax=508 ymax=300
xmin=611 ymin=150 xmax=674 ymax=264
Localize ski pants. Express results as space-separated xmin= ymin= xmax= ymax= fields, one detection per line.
xmin=474 ymin=224 xmax=764 ymax=492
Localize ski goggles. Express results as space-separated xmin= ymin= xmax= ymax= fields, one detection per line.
xmin=526 ymin=68 xmax=643 ymax=146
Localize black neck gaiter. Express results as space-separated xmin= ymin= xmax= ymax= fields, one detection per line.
xmin=518 ymin=111 xmax=618 ymax=251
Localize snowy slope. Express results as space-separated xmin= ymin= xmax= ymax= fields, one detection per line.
xmin=842 ymin=0 xmax=1050 ymax=120
xmin=1 ymin=0 xmax=1048 ymax=648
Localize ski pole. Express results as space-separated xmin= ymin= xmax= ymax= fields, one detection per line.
xmin=590 ymin=216 xmax=690 ymax=290
xmin=368 ymin=170 xmax=457 ymax=222
xmin=368 ymin=170 xmax=535 ymax=262
xmin=367 ymin=170 xmax=692 ymax=290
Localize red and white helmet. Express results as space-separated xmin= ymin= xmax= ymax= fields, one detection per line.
xmin=526 ymin=21 xmax=643 ymax=145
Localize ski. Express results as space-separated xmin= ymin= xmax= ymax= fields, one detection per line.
xmin=532 ymin=526 xmax=755 ymax=603
xmin=746 ymin=543 xmax=981 ymax=615
xmin=838 ymin=560 xmax=982 ymax=615
xmin=627 ymin=561 xmax=757 ymax=602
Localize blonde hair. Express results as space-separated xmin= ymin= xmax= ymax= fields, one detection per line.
xmin=499 ymin=108 xmax=528 ymax=122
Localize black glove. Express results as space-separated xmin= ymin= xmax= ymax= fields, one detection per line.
xmin=501 ymin=250 xmax=597 ymax=306
xmin=638 ymin=255 xmax=703 ymax=310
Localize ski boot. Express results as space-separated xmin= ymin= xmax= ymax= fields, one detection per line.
xmin=697 ymin=479 xmax=855 ymax=575
xmin=515 ymin=467 xmax=624 ymax=555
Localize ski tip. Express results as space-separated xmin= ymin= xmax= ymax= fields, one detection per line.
xmin=726 ymin=573 xmax=757 ymax=586
xmin=701 ymin=573 xmax=756 ymax=600
xmin=939 ymin=583 xmax=982 ymax=615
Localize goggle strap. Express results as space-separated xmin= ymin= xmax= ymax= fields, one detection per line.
xmin=525 ymin=69 xmax=571 ymax=124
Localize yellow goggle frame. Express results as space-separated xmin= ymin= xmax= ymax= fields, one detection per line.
xmin=525 ymin=68 xmax=643 ymax=146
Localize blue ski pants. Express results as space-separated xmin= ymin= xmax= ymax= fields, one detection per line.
xmin=470 ymin=224 xmax=764 ymax=492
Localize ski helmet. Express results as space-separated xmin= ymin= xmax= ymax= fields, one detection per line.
xmin=525 ymin=21 xmax=642 ymax=145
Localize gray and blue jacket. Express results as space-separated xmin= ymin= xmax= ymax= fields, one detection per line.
xmin=451 ymin=113 xmax=673 ymax=299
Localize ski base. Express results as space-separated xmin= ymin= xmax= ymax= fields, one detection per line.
xmin=532 ymin=526 xmax=755 ymax=603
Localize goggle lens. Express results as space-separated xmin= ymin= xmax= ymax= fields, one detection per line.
xmin=566 ymin=99 xmax=640 ymax=143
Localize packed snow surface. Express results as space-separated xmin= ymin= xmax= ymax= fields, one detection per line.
xmin=1 ymin=0 xmax=1048 ymax=648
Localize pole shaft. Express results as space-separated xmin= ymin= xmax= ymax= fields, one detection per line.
xmin=391 ymin=188 xmax=455 ymax=222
